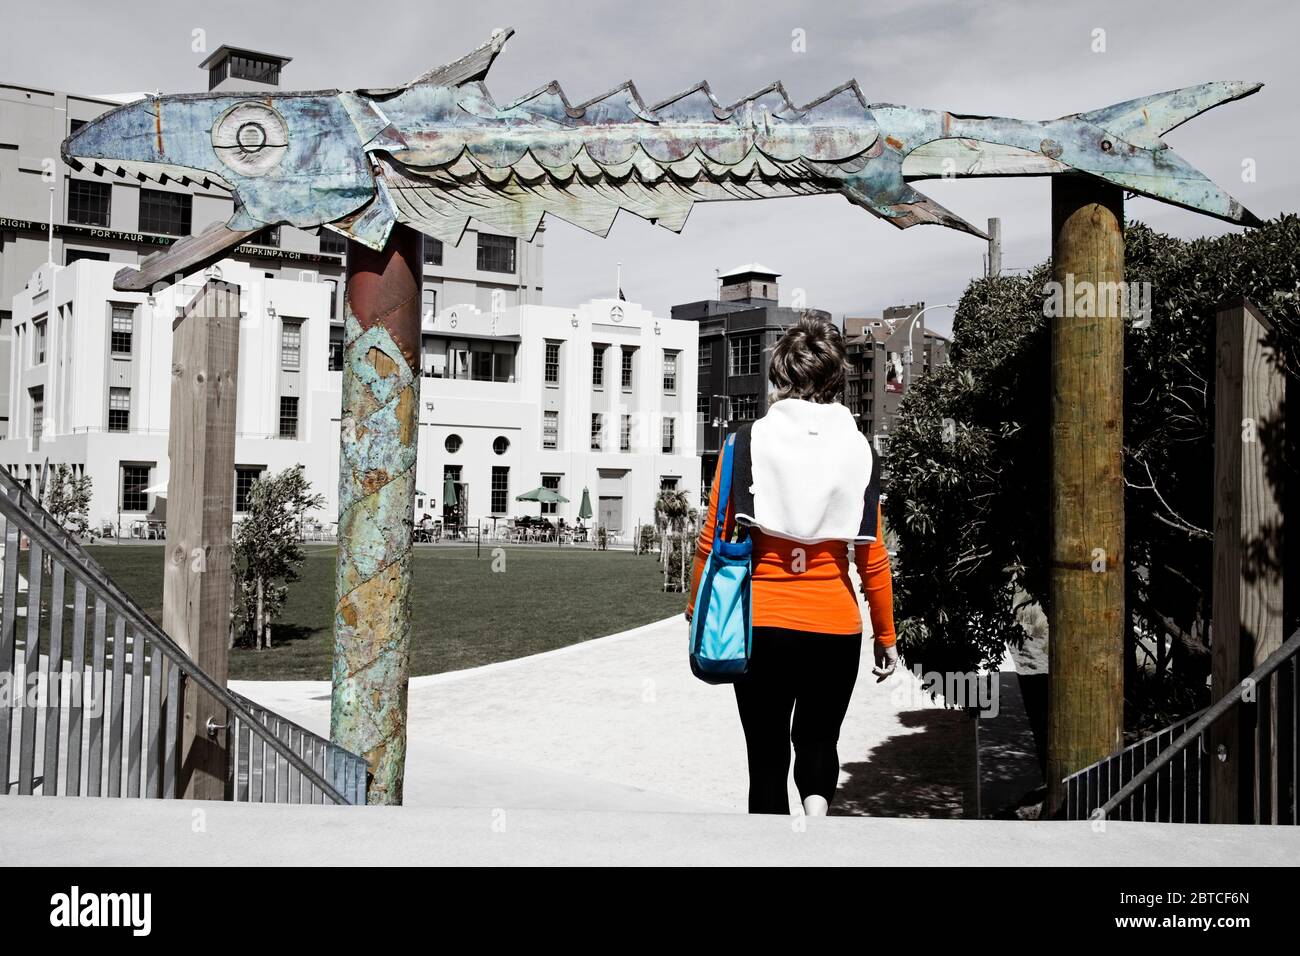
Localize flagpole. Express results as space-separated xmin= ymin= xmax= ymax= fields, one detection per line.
xmin=616 ymin=261 xmax=621 ymax=300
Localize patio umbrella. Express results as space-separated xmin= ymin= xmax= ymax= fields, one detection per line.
xmin=578 ymin=487 xmax=593 ymax=520
xmin=514 ymin=487 xmax=569 ymax=504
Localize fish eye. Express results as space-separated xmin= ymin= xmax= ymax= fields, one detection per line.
xmin=237 ymin=122 xmax=267 ymax=152
xmin=212 ymin=102 xmax=287 ymax=176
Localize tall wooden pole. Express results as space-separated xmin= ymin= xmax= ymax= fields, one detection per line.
xmin=331 ymin=225 xmax=423 ymax=805
xmin=163 ymin=279 xmax=240 ymax=800
xmin=986 ymin=217 xmax=1002 ymax=277
xmin=1046 ymin=175 xmax=1126 ymax=815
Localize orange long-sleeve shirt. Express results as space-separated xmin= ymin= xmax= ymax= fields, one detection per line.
xmin=686 ymin=453 xmax=897 ymax=644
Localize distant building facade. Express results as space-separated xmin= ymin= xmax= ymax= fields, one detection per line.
xmin=671 ymin=264 xmax=831 ymax=498
xmin=843 ymin=302 xmax=951 ymax=444
xmin=0 ymin=44 xmax=543 ymax=437
xmin=1 ymin=258 xmax=695 ymax=538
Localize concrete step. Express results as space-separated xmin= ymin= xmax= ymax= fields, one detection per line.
xmin=1 ymin=794 xmax=1294 ymax=866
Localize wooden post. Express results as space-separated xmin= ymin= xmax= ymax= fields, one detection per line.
xmin=1210 ymin=298 xmax=1287 ymax=823
xmin=162 ymin=280 xmax=240 ymax=800
xmin=1045 ymin=175 xmax=1126 ymax=815
xmin=331 ymin=225 xmax=422 ymax=805
xmin=986 ymin=217 xmax=1002 ymax=277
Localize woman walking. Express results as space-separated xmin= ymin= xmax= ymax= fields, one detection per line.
xmin=686 ymin=315 xmax=897 ymax=815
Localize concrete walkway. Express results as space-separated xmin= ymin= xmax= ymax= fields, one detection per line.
xmin=4 ymin=794 xmax=1295 ymax=866
xmin=235 ymin=614 xmax=978 ymax=816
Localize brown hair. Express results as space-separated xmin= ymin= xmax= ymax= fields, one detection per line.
xmin=767 ymin=314 xmax=848 ymax=404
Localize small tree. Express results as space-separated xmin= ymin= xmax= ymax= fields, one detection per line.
xmin=231 ymin=465 xmax=324 ymax=650
xmin=654 ymin=488 xmax=691 ymax=591
xmin=43 ymin=464 xmax=92 ymax=537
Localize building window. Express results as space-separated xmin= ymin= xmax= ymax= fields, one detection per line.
xmin=493 ymin=436 xmax=510 ymax=455
xmin=661 ymin=416 xmax=675 ymax=454
xmin=255 ymin=226 xmax=280 ymax=248
xmin=592 ymin=344 xmax=606 ymax=387
xmin=324 ymin=279 xmax=339 ymax=319
xmin=278 ymin=396 xmax=299 ymax=439
xmin=662 ymin=350 xmax=678 ymax=394
xmin=542 ymin=410 xmax=558 ymax=449
xmin=422 ymin=288 xmax=437 ymax=320
xmin=30 ymin=388 xmax=43 ymax=450
xmin=697 ymin=393 xmax=709 ymax=424
xmin=234 ymin=466 xmax=264 ymax=513
xmin=699 ymin=341 xmax=712 ymax=369
xmin=660 ymin=476 xmax=679 ymax=491
xmin=108 ymin=387 xmax=130 ymax=432
xmin=729 ymin=335 xmax=760 ymax=376
xmin=424 ymin=239 xmax=444 ymax=266
xmin=138 ymin=188 xmax=192 ymax=237
xmin=33 ymin=318 xmax=47 ymax=364
xmin=544 ymin=341 xmax=561 ymax=385
xmin=67 ymin=179 xmax=111 ymax=227
xmin=541 ymin=474 xmax=561 ymax=515
xmin=590 ymin=413 xmax=603 ymax=451
xmin=66 ymin=249 xmax=110 ymax=265
xmin=620 ymin=414 xmax=631 ymax=452
xmin=319 ymin=230 xmax=346 ymax=256
xmin=120 ymin=463 xmax=150 ymax=512
xmin=69 ymin=118 xmax=87 ymax=135
xmin=209 ymin=53 xmax=281 ymax=89
xmin=490 ymin=466 xmax=509 ymax=513
xmin=733 ymin=394 xmax=759 ymax=420
xmin=328 ymin=325 xmax=344 ymax=370
xmin=621 ymin=347 xmax=635 ymax=391
xmin=445 ymin=434 xmax=462 ymax=454
xmin=476 ymin=233 xmax=516 ymax=273
xmin=281 ymin=319 xmax=303 ymax=370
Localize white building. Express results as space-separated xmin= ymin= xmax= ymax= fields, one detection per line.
xmin=1 ymin=259 xmax=698 ymax=537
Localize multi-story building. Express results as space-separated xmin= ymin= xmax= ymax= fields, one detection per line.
xmin=0 ymin=44 xmax=543 ymax=437
xmin=671 ymin=264 xmax=830 ymax=497
xmin=417 ymin=297 xmax=698 ymax=536
xmin=843 ymin=303 xmax=951 ymax=444
xmin=1 ymin=258 xmax=696 ymax=538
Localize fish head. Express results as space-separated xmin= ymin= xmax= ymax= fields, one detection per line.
xmin=63 ymin=91 xmax=376 ymax=229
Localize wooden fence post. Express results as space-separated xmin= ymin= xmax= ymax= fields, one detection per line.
xmin=162 ymin=280 xmax=240 ymax=800
xmin=1210 ymin=297 xmax=1287 ymax=823
xmin=1045 ymin=175 xmax=1126 ymax=815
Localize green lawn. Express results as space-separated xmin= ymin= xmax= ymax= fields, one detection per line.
xmin=84 ymin=544 xmax=687 ymax=681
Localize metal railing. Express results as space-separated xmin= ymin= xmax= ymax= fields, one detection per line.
xmin=0 ymin=468 xmax=367 ymax=805
xmin=1064 ymin=626 xmax=1300 ymax=823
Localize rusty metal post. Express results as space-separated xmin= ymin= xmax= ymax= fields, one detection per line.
xmin=331 ymin=224 xmax=423 ymax=805
xmin=1045 ymin=175 xmax=1126 ymax=816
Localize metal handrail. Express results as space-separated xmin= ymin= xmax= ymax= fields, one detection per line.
xmin=0 ymin=467 xmax=361 ymax=805
xmin=1093 ymin=625 xmax=1300 ymax=819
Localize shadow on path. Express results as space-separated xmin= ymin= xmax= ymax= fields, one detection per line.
xmin=832 ymin=709 xmax=978 ymax=817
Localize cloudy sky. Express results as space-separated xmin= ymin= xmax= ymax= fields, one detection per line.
xmin=4 ymin=0 xmax=1293 ymax=335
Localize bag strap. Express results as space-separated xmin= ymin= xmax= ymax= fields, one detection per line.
xmin=714 ymin=434 xmax=736 ymax=546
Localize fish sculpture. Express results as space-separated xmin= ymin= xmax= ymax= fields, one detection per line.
xmin=62 ymin=27 xmax=1262 ymax=292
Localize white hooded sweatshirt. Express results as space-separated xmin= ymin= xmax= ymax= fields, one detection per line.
xmin=733 ymin=397 xmax=879 ymax=545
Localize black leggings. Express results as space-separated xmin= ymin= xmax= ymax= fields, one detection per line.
xmin=733 ymin=627 xmax=863 ymax=814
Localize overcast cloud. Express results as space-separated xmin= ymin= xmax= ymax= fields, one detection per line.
xmin=3 ymin=0 xmax=1293 ymax=335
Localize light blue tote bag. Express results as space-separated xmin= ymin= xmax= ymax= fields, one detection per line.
xmin=689 ymin=433 xmax=752 ymax=683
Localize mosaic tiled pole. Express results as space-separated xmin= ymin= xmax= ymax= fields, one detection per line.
xmin=331 ymin=224 xmax=423 ymax=805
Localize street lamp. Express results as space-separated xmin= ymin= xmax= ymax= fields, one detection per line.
xmin=900 ymin=302 xmax=957 ymax=391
